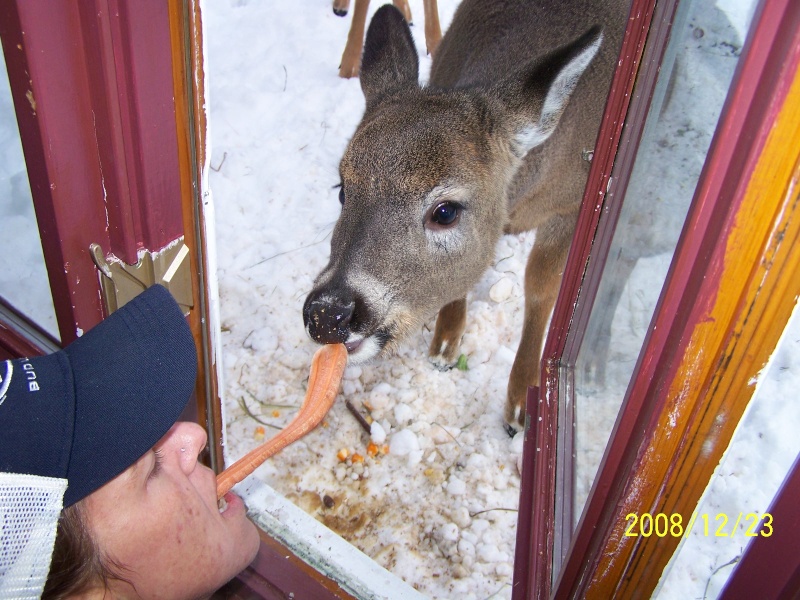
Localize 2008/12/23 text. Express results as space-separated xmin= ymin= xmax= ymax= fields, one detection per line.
xmin=624 ymin=512 xmax=773 ymax=538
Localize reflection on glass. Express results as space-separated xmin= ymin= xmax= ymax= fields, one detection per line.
xmin=572 ymin=0 xmax=756 ymax=526
xmin=0 ymin=47 xmax=59 ymax=339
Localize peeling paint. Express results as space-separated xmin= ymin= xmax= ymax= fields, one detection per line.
xmin=25 ymin=89 xmax=35 ymax=113
xmin=90 ymin=110 xmax=111 ymax=230
xmin=101 ymin=236 xmax=186 ymax=269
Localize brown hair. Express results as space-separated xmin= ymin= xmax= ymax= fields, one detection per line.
xmin=41 ymin=502 xmax=120 ymax=599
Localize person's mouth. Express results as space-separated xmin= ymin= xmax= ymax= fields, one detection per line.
xmin=218 ymin=491 xmax=242 ymax=516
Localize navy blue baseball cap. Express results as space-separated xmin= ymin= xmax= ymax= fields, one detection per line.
xmin=0 ymin=284 xmax=197 ymax=507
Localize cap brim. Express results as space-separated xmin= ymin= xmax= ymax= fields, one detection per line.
xmin=62 ymin=285 xmax=197 ymax=506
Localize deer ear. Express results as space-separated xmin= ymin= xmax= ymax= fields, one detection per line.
xmin=360 ymin=5 xmax=420 ymax=107
xmin=498 ymin=26 xmax=603 ymax=156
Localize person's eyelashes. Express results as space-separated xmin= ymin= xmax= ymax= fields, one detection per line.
xmin=148 ymin=448 xmax=165 ymax=480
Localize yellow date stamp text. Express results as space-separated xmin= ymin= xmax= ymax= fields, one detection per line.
xmin=624 ymin=512 xmax=773 ymax=538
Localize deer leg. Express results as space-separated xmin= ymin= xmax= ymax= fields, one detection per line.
xmin=339 ymin=0 xmax=369 ymax=78
xmin=422 ymin=0 xmax=442 ymax=56
xmin=429 ymin=297 xmax=467 ymax=370
xmin=392 ymin=0 xmax=413 ymax=24
xmin=505 ymin=213 xmax=574 ymax=432
xmin=333 ymin=0 xmax=350 ymax=17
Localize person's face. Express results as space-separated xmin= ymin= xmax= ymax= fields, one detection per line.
xmin=83 ymin=422 xmax=260 ymax=599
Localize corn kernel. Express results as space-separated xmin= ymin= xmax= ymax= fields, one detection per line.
xmin=336 ymin=448 xmax=349 ymax=462
xmin=366 ymin=442 xmax=379 ymax=457
xmin=254 ymin=425 xmax=266 ymax=441
xmin=351 ymin=453 xmax=365 ymax=464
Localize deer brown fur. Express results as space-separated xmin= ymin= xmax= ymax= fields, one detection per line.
xmin=305 ymin=0 xmax=629 ymax=432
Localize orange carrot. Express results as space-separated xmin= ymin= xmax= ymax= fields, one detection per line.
xmin=216 ymin=343 xmax=347 ymax=499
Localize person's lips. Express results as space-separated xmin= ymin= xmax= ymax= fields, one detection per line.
xmin=218 ymin=491 xmax=244 ymax=517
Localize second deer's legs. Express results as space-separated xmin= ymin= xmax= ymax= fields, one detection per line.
xmin=339 ymin=0 xmax=370 ymax=78
xmin=339 ymin=0 xmax=441 ymax=78
xmin=392 ymin=0 xmax=413 ymax=23
xmin=333 ymin=0 xmax=351 ymax=17
xmin=422 ymin=0 xmax=441 ymax=56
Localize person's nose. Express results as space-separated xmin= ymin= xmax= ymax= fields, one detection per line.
xmin=165 ymin=421 xmax=208 ymax=474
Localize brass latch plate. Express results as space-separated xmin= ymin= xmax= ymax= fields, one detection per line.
xmin=90 ymin=240 xmax=193 ymax=316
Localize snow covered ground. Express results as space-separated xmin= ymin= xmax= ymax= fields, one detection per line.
xmin=206 ymin=4 xmax=524 ymax=596
xmin=1 ymin=0 xmax=797 ymax=597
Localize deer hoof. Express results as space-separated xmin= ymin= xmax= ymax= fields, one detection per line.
xmin=338 ymin=63 xmax=360 ymax=79
xmin=503 ymin=422 xmax=518 ymax=438
xmin=503 ymin=397 xmax=526 ymax=434
xmin=428 ymin=354 xmax=454 ymax=372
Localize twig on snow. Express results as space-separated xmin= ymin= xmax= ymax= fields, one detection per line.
xmin=345 ymin=398 xmax=372 ymax=434
xmin=211 ymin=151 xmax=227 ymax=172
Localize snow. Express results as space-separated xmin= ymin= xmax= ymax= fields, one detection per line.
xmin=370 ymin=421 xmax=387 ymax=445
xmin=0 ymin=0 xmax=796 ymax=598
xmin=389 ymin=428 xmax=421 ymax=458
xmin=206 ymin=4 xmax=528 ymax=587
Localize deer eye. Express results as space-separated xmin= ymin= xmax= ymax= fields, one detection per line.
xmin=428 ymin=201 xmax=462 ymax=228
xmin=338 ymin=186 xmax=345 ymax=205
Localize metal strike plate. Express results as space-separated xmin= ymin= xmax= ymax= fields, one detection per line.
xmin=90 ymin=240 xmax=193 ymax=316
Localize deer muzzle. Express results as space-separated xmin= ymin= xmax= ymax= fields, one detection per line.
xmin=303 ymin=293 xmax=355 ymax=346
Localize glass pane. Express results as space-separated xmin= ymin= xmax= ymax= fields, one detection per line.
xmin=0 ymin=47 xmax=59 ymax=340
xmin=571 ymin=0 xmax=757 ymax=526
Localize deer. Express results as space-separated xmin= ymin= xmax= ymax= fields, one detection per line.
xmin=334 ymin=0 xmax=441 ymax=78
xmin=304 ymin=0 xmax=629 ymax=434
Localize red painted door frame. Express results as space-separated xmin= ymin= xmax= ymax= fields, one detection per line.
xmin=511 ymin=0 xmax=655 ymax=593
xmin=0 ymin=2 xmax=357 ymax=597
xmin=0 ymin=0 xmax=184 ymax=343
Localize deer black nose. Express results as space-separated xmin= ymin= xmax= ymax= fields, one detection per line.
xmin=303 ymin=294 xmax=355 ymax=344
